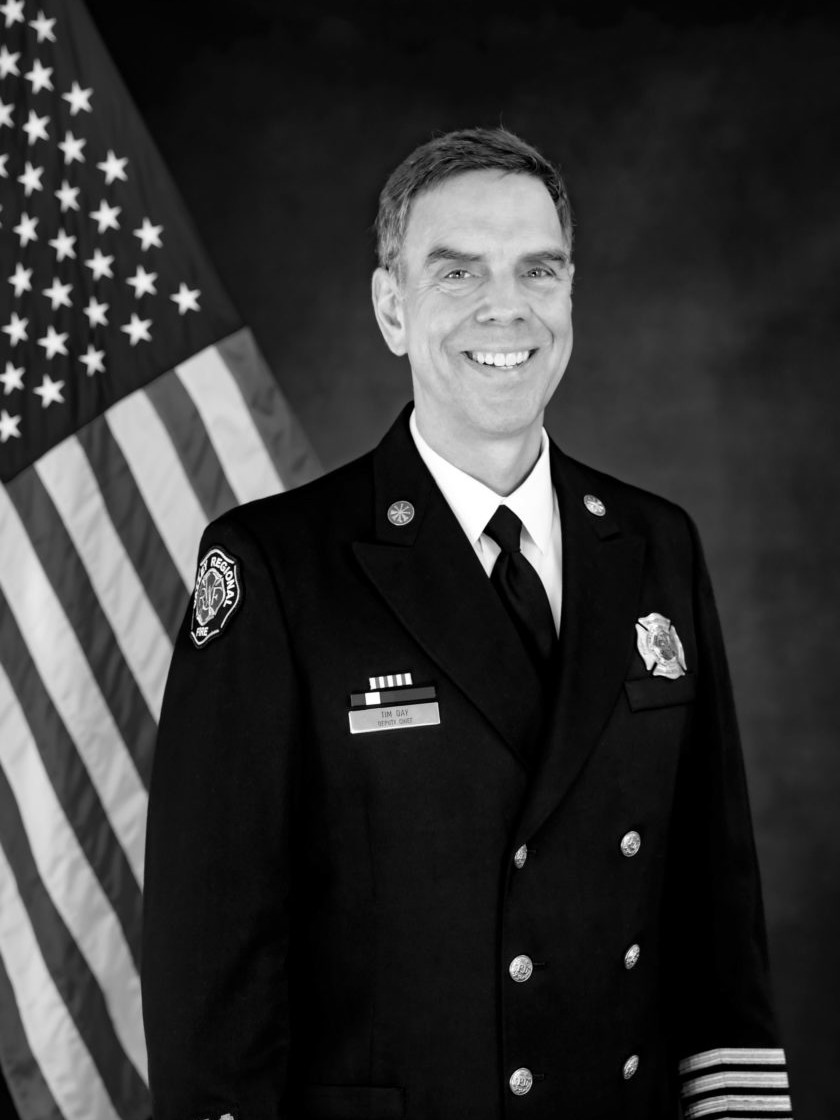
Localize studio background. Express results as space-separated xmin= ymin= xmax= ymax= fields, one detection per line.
xmin=84 ymin=2 xmax=840 ymax=1116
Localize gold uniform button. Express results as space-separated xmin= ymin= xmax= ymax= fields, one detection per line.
xmin=509 ymin=1067 xmax=534 ymax=1096
xmin=508 ymin=954 xmax=534 ymax=983
xmin=624 ymin=943 xmax=641 ymax=970
xmin=623 ymin=1054 xmax=639 ymax=1080
xmin=620 ymin=830 xmax=642 ymax=858
xmin=514 ymin=843 xmax=528 ymax=869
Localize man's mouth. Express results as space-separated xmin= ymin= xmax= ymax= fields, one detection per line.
xmin=464 ymin=349 xmax=536 ymax=368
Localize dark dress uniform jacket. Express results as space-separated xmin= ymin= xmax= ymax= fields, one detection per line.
xmin=142 ymin=406 xmax=792 ymax=1120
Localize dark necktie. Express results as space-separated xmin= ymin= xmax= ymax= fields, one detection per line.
xmin=484 ymin=505 xmax=557 ymax=669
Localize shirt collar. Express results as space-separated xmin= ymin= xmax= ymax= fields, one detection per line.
xmin=409 ymin=410 xmax=555 ymax=555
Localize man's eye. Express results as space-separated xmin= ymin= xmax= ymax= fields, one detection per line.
xmin=443 ymin=268 xmax=472 ymax=280
xmin=525 ymin=266 xmax=554 ymax=278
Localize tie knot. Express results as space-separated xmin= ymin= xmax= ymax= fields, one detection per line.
xmin=484 ymin=505 xmax=523 ymax=554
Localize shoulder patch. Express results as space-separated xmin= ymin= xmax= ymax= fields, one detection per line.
xmin=190 ymin=546 xmax=243 ymax=648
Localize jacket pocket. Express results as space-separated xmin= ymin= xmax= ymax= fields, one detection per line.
xmin=624 ymin=674 xmax=696 ymax=712
xmin=302 ymin=1085 xmax=405 ymax=1120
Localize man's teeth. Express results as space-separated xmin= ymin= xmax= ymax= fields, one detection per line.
xmin=468 ymin=350 xmax=532 ymax=367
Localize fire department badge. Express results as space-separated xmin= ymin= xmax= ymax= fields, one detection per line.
xmin=635 ymin=612 xmax=687 ymax=679
xmin=190 ymin=546 xmax=243 ymax=648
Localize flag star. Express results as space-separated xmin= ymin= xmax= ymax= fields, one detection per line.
xmin=97 ymin=149 xmax=128 ymax=184
xmin=0 ymin=0 xmax=23 ymax=29
xmin=17 ymin=161 xmax=44 ymax=196
xmin=0 ymin=153 xmax=8 ymax=177
xmin=133 ymin=218 xmax=164 ymax=251
xmin=8 ymin=263 xmax=33 ymax=297
xmin=126 ymin=264 xmax=157 ymax=298
xmin=22 ymin=108 xmax=50 ymax=145
xmin=0 ymin=45 xmax=20 ymax=78
xmin=0 ymin=97 xmax=13 ymax=128
xmin=58 ymin=130 xmax=86 ymax=164
xmin=121 ymin=313 xmax=152 ymax=346
xmin=42 ymin=277 xmax=73 ymax=311
xmin=24 ymin=58 xmax=53 ymax=93
xmin=2 ymin=312 xmax=28 ymax=346
xmin=0 ymin=361 xmax=24 ymax=395
xmin=37 ymin=325 xmax=69 ymax=360
xmin=171 ymin=283 xmax=201 ymax=315
xmin=49 ymin=228 xmax=77 ymax=262
xmin=29 ymin=10 xmax=57 ymax=43
xmin=55 ymin=178 xmax=80 ymax=212
xmin=13 ymin=211 xmax=38 ymax=246
xmin=62 ymin=81 xmax=93 ymax=116
xmin=0 ymin=409 xmax=21 ymax=442
xmin=82 ymin=296 xmax=108 ymax=328
xmin=84 ymin=248 xmax=114 ymax=280
xmin=89 ymin=198 xmax=121 ymax=233
xmin=33 ymin=374 xmax=65 ymax=408
xmin=79 ymin=344 xmax=105 ymax=376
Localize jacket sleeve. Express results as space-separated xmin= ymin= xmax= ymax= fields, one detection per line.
xmin=142 ymin=515 xmax=300 ymax=1120
xmin=666 ymin=514 xmax=793 ymax=1118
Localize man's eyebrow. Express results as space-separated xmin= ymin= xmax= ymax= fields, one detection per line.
xmin=522 ymin=249 xmax=572 ymax=265
xmin=423 ymin=246 xmax=484 ymax=267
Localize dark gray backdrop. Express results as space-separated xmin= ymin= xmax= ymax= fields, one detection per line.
xmin=88 ymin=3 xmax=840 ymax=1116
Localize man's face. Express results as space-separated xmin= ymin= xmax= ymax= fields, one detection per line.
xmin=373 ymin=169 xmax=574 ymax=448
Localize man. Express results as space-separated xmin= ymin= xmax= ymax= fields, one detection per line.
xmin=142 ymin=128 xmax=793 ymax=1120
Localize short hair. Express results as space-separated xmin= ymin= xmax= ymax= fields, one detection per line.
xmin=375 ymin=126 xmax=573 ymax=273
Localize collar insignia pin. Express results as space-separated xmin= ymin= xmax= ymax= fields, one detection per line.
xmin=387 ymin=500 xmax=414 ymax=527
xmin=584 ymin=493 xmax=606 ymax=516
xmin=635 ymin=612 xmax=687 ymax=679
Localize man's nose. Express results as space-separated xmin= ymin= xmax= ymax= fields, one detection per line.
xmin=474 ymin=274 xmax=529 ymax=325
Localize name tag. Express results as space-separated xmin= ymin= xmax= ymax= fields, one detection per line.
xmin=348 ymin=701 xmax=440 ymax=735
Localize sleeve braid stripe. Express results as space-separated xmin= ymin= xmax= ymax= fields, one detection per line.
xmin=679 ymin=1048 xmax=787 ymax=1074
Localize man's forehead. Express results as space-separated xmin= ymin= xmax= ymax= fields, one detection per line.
xmin=403 ymin=169 xmax=566 ymax=256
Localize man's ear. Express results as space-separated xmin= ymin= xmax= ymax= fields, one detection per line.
xmin=371 ymin=267 xmax=407 ymax=356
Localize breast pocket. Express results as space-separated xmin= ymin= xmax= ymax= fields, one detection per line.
xmin=624 ymin=674 xmax=696 ymax=712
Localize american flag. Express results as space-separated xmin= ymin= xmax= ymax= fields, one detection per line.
xmin=0 ymin=2 xmax=320 ymax=1118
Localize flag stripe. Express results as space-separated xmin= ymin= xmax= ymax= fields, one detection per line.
xmin=5 ymin=470 xmax=156 ymax=789
xmin=176 ymin=344 xmax=285 ymax=505
xmin=0 ymin=665 xmax=147 ymax=1085
xmin=0 ymin=594 xmax=142 ymax=969
xmin=0 ymin=953 xmax=64 ymax=1120
xmin=76 ymin=416 xmax=187 ymax=640
xmin=105 ymin=387 xmax=206 ymax=588
xmin=0 ymin=768 xmax=146 ymax=1120
xmin=0 ymin=486 xmax=147 ymax=887
xmin=217 ymin=326 xmax=320 ymax=490
xmin=35 ymin=436 xmax=174 ymax=721
xmin=145 ymin=365 xmax=238 ymax=521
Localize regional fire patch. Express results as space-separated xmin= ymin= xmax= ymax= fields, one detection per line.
xmin=190 ymin=546 xmax=243 ymax=648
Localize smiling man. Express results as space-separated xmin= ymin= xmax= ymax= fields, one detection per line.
xmin=142 ymin=129 xmax=793 ymax=1120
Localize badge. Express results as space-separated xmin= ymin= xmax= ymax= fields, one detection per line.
xmin=387 ymin=500 xmax=414 ymax=526
xmin=347 ymin=672 xmax=439 ymax=734
xmin=190 ymin=545 xmax=243 ymax=648
xmin=635 ymin=612 xmax=687 ymax=679
xmin=584 ymin=493 xmax=606 ymax=517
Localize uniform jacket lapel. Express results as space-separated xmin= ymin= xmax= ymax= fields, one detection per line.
xmin=353 ymin=408 xmax=543 ymax=767
xmin=515 ymin=444 xmax=646 ymax=841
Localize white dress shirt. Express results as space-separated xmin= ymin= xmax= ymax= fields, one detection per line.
xmin=409 ymin=410 xmax=562 ymax=634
